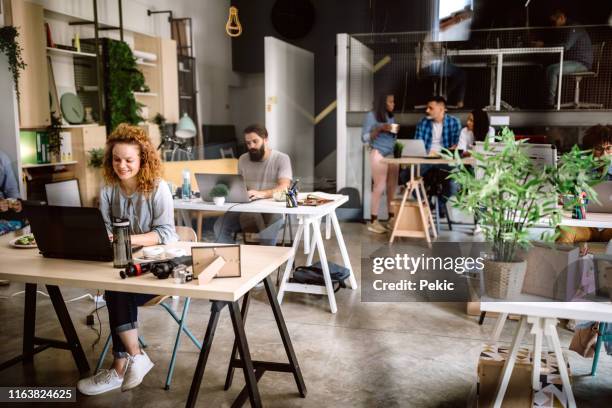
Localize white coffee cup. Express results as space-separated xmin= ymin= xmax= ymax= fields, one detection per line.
xmin=390 ymin=123 xmax=400 ymax=134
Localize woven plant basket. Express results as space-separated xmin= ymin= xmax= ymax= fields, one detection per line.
xmin=484 ymin=260 xmax=527 ymax=299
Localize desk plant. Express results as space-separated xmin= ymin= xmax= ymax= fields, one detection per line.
xmin=210 ymin=183 xmax=229 ymax=205
xmin=444 ymin=127 xmax=562 ymax=298
xmin=553 ymin=145 xmax=609 ymax=219
xmin=393 ymin=141 xmax=405 ymax=158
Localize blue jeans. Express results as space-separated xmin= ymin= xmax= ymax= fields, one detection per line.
xmin=105 ymin=291 xmax=156 ymax=358
xmin=213 ymin=213 xmax=284 ymax=246
xmin=546 ymin=60 xmax=588 ymax=105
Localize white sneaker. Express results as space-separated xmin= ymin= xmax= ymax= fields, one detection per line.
xmin=367 ymin=220 xmax=387 ymax=234
xmin=121 ymin=351 xmax=154 ymax=391
xmin=77 ymin=369 xmax=123 ymax=395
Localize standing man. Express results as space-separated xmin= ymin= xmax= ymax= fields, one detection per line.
xmin=413 ymin=96 xmax=462 ymax=215
xmin=214 ymin=124 xmax=292 ymax=245
xmin=542 ymin=9 xmax=593 ymax=107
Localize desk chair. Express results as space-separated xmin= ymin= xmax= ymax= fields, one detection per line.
xmin=95 ymin=226 xmax=202 ymax=390
xmin=561 ymin=42 xmax=606 ymax=109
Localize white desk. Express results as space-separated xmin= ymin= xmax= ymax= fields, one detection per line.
xmin=481 ymin=296 xmax=612 ymax=408
xmin=559 ymin=212 xmax=612 ymax=229
xmin=0 ymin=238 xmax=306 ymax=408
xmin=446 ymin=47 xmax=564 ymax=110
xmin=174 ymin=194 xmax=358 ymax=314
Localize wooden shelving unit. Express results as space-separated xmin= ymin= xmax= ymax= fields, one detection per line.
xmin=22 ymin=161 xmax=78 ymax=169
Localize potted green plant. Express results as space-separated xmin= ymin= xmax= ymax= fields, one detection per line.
xmin=553 ymin=145 xmax=609 ymax=219
xmin=47 ymin=112 xmax=63 ymax=163
xmin=87 ymin=148 xmax=105 ymax=169
xmin=443 ymin=127 xmax=563 ymax=299
xmin=393 ymin=141 xmax=404 ymax=158
xmin=210 ymin=183 xmax=229 ymax=205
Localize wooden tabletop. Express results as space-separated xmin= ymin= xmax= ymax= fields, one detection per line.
xmin=0 ymin=235 xmax=291 ymax=302
xmin=383 ymin=156 xmax=475 ymax=166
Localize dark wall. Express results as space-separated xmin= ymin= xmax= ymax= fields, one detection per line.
xmin=230 ymin=0 xmax=612 ymax=177
xmin=231 ymin=0 xmax=432 ymax=173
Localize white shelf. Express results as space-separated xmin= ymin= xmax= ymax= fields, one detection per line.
xmin=62 ymin=124 xmax=98 ymax=128
xmin=137 ymin=61 xmax=157 ymax=67
xmin=22 ymin=161 xmax=78 ymax=169
xmin=46 ymin=47 xmax=96 ymax=58
xmin=133 ymin=92 xmax=158 ymax=97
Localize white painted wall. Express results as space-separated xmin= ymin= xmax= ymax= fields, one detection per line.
xmin=175 ymin=0 xmax=232 ymax=125
xmin=265 ymin=37 xmax=314 ymax=188
xmin=229 ymin=73 xmax=265 ymax=139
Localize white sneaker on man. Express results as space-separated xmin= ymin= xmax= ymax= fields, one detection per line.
xmin=77 ymin=369 xmax=123 ymax=395
xmin=121 ymin=351 xmax=154 ymax=391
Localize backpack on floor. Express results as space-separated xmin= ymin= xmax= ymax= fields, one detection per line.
xmin=290 ymin=261 xmax=350 ymax=292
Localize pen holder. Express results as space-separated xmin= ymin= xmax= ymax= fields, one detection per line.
xmin=286 ymin=188 xmax=298 ymax=208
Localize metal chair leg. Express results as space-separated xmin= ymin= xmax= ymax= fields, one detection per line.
xmin=164 ymin=297 xmax=198 ymax=390
xmin=95 ymin=335 xmax=112 ymax=372
xmin=478 ymin=311 xmax=486 ymax=325
xmin=591 ymin=322 xmax=605 ymax=376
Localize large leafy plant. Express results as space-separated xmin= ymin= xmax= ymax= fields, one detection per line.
xmin=444 ymin=128 xmax=561 ymax=263
xmin=104 ymin=39 xmax=145 ymax=131
xmin=0 ymin=26 xmax=26 ymax=100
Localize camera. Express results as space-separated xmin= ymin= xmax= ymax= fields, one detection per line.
xmin=120 ymin=255 xmax=192 ymax=280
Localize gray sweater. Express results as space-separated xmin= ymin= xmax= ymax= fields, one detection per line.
xmin=99 ymin=179 xmax=178 ymax=244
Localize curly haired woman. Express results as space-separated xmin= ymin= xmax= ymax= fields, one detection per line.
xmin=77 ymin=124 xmax=177 ymax=395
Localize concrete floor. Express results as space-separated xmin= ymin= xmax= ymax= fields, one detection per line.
xmin=1 ymin=222 xmax=611 ymax=407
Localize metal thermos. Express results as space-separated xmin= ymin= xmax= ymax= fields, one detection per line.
xmin=112 ymin=218 xmax=132 ymax=268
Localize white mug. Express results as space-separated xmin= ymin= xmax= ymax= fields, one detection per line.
xmin=390 ymin=123 xmax=400 ymax=134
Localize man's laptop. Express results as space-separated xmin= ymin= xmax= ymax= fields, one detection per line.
xmin=401 ymin=139 xmax=430 ymax=158
xmin=24 ymin=204 xmax=113 ymax=261
xmin=587 ymin=181 xmax=612 ymax=213
xmin=195 ymin=173 xmax=250 ymax=203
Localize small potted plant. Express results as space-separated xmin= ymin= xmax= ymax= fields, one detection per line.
xmin=47 ymin=112 xmax=63 ymax=163
xmin=210 ymin=183 xmax=229 ymax=205
xmin=444 ymin=127 xmax=563 ymax=299
xmin=393 ymin=141 xmax=405 ymax=158
xmin=553 ymin=145 xmax=609 ymax=219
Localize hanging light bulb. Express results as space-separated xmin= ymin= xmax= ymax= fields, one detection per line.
xmin=225 ymin=6 xmax=242 ymax=37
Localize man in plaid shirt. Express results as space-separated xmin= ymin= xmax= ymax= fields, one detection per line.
xmin=411 ymin=96 xmax=462 ymax=218
xmin=414 ymin=96 xmax=461 ymax=153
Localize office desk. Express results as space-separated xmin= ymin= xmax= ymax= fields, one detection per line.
xmin=559 ymin=212 xmax=612 ymax=229
xmin=174 ymin=194 xmax=358 ymax=314
xmin=383 ymin=157 xmax=475 ymax=238
xmin=0 ymin=237 xmax=305 ymax=408
xmin=481 ymin=296 xmax=612 ymax=408
xmin=446 ymin=47 xmax=564 ymax=110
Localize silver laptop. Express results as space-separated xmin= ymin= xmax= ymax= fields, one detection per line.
xmin=401 ymin=139 xmax=428 ymax=157
xmin=195 ymin=173 xmax=250 ymax=203
xmin=587 ymin=181 xmax=612 ymax=213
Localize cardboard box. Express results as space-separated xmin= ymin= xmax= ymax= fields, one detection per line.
xmin=475 ymin=344 xmax=570 ymax=408
xmin=523 ymin=242 xmax=581 ymax=300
